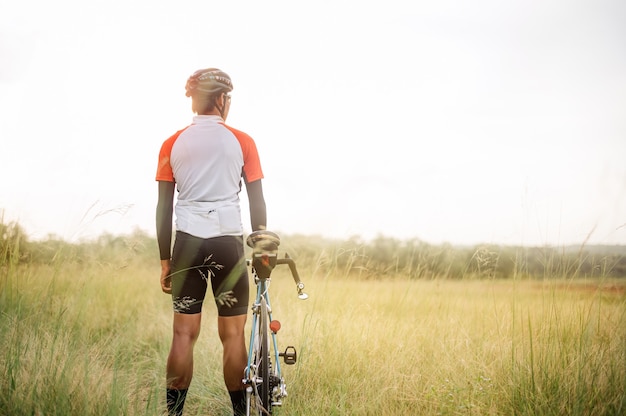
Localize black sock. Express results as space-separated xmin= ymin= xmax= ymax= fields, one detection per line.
xmin=167 ymin=388 xmax=188 ymax=416
xmin=229 ymin=390 xmax=246 ymax=416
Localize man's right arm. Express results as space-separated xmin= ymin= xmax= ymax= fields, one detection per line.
xmin=156 ymin=181 xmax=176 ymax=260
xmin=156 ymin=181 xmax=175 ymax=294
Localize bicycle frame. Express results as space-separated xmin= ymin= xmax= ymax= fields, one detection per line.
xmin=243 ymin=231 xmax=307 ymax=416
xmin=244 ymin=272 xmax=282 ymax=415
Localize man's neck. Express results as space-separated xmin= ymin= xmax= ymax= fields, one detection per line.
xmin=198 ymin=110 xmax=221 ymax=116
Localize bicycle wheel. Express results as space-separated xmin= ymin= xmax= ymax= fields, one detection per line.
xmin=259 ymin=296 xmax=272 ymax=414
xmin=248 ymin=295 xmax=272 ymax=416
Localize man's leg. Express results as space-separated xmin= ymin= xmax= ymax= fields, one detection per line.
xmin=218 ymin=314 xmax=248 ymax=414
xmin=166 ymin=312 xmax=202 ymax=415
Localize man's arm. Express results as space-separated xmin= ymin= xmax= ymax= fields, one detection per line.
xmin=246 ymin=179 xmax=267 ymax=231
xmin=156 ymin=181 xmax=175 ymax=259
xmin=156 ymin=181 xmax=175 ymax=293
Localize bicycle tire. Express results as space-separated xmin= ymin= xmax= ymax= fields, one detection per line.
xmin=259 ymin=296 xmax=272 ymax=414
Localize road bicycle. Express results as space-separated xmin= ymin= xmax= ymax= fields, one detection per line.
xmin=244 ymin=231 xmax=308 ymax=416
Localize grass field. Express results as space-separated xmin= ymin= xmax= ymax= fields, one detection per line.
xmin=1 ymin=254 xmax=625 ymax=415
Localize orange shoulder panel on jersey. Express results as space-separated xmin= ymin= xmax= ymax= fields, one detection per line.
xmin=155 ymin=128 xmax=187 ymax=182
xmin=223 ymin=124 xmax=264 ymax=183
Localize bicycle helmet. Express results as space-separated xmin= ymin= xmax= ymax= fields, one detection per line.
xmin=185 ymin=68 xmax=233 ymax=97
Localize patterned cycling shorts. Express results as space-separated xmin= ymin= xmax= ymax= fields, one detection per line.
xmin=170 ymin=232 xmax=249 ymax=316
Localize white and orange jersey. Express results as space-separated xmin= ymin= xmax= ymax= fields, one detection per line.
xmin=156 ymin=115 xmax=264 ymax=238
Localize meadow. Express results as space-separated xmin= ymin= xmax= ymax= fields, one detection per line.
xmin=1 ymin=229 xmax=625 ymax=415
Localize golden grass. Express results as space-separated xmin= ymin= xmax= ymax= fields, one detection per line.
xmin=1 ymin=260 xmax=625 ymax=415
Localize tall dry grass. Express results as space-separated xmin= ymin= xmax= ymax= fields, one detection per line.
xmin=279 ymin=270 xmax=626 ymax=415
xmin=1 ymin=245 xmax=625 ymax=415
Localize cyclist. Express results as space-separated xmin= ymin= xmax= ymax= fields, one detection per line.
xmin=155 ymin=68 xmax=267 ymax=416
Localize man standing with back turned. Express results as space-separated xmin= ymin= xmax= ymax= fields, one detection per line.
xmin=155 ymin=68 xmax=267 ymax=415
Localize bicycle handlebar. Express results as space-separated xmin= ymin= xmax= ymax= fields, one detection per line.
xmin=276 ymin=254 xmax=308 ymax=300
xmin=246 ymin=231 xmax=308 ymax=300
xmin=249 ymin=252 xmax=309 ymax=300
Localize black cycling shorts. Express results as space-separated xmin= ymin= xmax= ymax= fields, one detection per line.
xmin=170 ymin=232 xmax=249 ymax=316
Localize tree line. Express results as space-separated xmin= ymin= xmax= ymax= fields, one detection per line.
xmin=2 ymin=221 xmax=625 ymax=279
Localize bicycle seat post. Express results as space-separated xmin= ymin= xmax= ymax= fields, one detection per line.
xmin=252 ymin=251 xmax=277 ymax=279
xmin=247 ymin=230 xmax=281 ymax=280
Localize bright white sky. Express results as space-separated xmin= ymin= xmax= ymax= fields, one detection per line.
xmin=1 ymin=0 xmax=625 ymax=247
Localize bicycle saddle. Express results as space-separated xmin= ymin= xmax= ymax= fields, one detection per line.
xmin=246 ymin=230 xmax=281 ymax=251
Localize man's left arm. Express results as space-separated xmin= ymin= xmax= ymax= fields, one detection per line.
xmin=245 ymin=179 xmax=267 ymax=231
